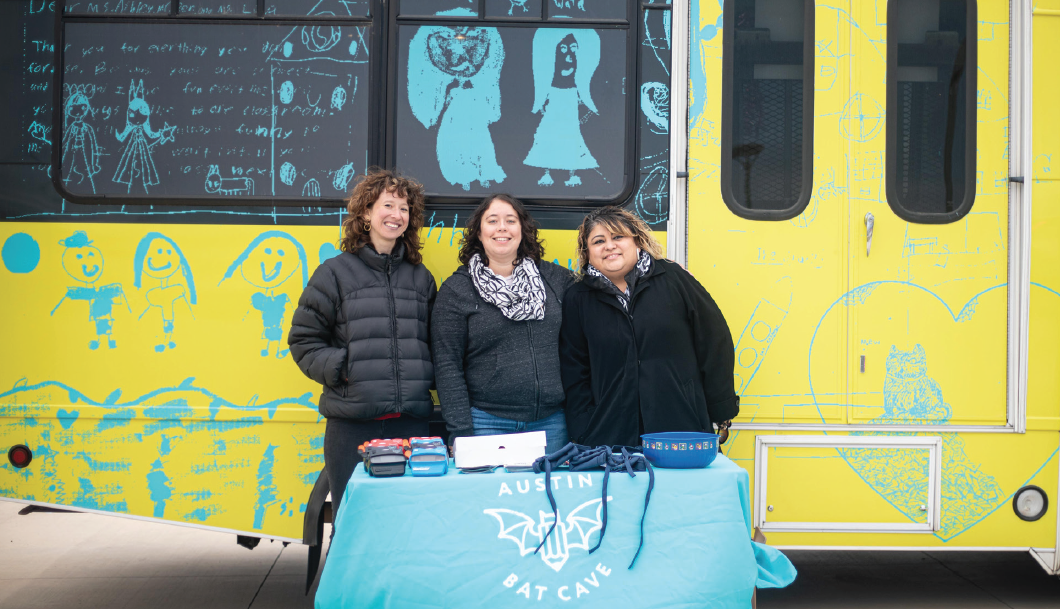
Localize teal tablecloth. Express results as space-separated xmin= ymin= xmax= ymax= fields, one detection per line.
xmin=316 ymin=454 xmax=795 ymax=608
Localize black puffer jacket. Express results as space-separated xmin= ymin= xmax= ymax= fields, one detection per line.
xmin=288 ymin=243 xmax=437 ymax=420
xmin=559 ymin=258 xmax=738 ymax=446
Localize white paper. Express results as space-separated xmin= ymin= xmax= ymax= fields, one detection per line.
xmin=454 ymin=431 xmax=547 ymax=469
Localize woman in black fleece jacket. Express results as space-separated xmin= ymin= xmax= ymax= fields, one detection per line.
xmin=560 ymin=206 xmax=739 ymax=447
xmin=431 ymin=194 xmax=575 ymax=453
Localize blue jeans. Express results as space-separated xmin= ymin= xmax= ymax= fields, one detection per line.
xmin=470 ymin=408 xmax=570 ymax=454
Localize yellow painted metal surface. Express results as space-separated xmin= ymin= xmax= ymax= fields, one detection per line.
xmin=0 ymin=222 xmax=593 ymax=539
xmin=689 ymin=0 xmax=1058 ymax=549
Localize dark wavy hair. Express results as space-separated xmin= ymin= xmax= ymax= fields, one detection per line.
xmin=339 ymin=167 xmax=426 ymax=265
xmin=458 ymin=194 xmax=545 ymax=266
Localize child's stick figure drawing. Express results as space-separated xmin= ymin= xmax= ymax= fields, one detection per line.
xmin=524 ymin=29 xmax=600 ymax=187
xmin=61 ymin=84 xmax=103 ymax=193
xmin=133 ymin=232 xmax=197 ymax=353
xmin=52 ymin=231 xmax=131 ymax=350
xmin=220 ymin=231 xmax=308 ymax=359
xmin=408 ymin=26 xmax=506 ymax=191
xmin=113 ymin=80 xmax=176 ymax=194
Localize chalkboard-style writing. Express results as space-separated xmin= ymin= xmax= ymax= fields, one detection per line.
xmin=524 ymin=29 xmax=600 ymax=187
xmin=112 ymin=80 xmax=176 ymax=194
xmin=409 ymin=26 xmax=506 ymax=192
xmin=61 ymin=84 xmax=103 ymax=194
xmin=52 ymin=231 xmax=131 ymax=351
xmin=133 ymin=232 xmax=197 ymax=353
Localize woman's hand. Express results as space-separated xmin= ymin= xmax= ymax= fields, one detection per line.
xmin=715 ymin=420 xmax=732 ymax=445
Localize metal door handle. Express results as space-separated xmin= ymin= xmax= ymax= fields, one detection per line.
xmin=865 ymin=212 xmax=875 ymax=256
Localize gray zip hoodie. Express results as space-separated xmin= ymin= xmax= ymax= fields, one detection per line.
xmin=431 ymin=260 xmax=575 ymax=439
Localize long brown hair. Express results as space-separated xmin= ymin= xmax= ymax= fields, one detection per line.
xmin=575 ymin=206 xmax=663 ymax=273
xmin=339 ymin=168 xmax=426 ymax=265
xmin=458 ymin=194 xmax=545 ymax=266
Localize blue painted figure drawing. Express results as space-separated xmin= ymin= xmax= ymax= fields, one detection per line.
xmin=112 ymin=80 xmax=176 ymax=194
xmin=60 ymin=85 xmax=103 ymax=194
xmin=409 ymin=26 xmax=506 ymax=191
xmin=51 ymin=231 xmax=130 ymax=350
xmin=220 ymin=232 xmax=308 ymax=358
xmin=524 ymin=29 xmax=600 ymax=187
xmin=133 ymin=233 xmax=197 ymax=353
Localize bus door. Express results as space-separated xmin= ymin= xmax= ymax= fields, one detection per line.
xmin=846 ymin=0 xmax=1010 ymax=429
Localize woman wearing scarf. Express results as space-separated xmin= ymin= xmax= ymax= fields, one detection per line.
xmin=432 ymin=194 xmax=575 ymax=453
xmin=559 ymin=206 xmax=739 ymax=447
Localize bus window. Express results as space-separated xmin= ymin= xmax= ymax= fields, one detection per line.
xmin=886 ymin=0 xmax=977 ymax=223
xmin=720 ymin=0 xmax=815 ymax=220
xmin=391 ymin=4 xmax=635 ymax=204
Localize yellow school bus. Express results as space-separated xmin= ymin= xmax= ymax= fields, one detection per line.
xmin=1 ymin=0 xmax=1057 ymax=580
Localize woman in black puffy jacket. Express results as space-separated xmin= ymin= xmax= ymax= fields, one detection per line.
xmin=288 ymin=168 xmax=436 ymax=514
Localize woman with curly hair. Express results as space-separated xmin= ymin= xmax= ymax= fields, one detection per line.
xmin=559 ymin=206 xmax=739 ymax=447
xmin=431 ymin=194 xmax=575 ymax=453
xmin=288 ymin=168 xmax=435 ymax=513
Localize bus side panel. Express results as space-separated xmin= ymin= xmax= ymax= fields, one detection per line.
xmin=0 ymin=222 xmax=586 ymax=538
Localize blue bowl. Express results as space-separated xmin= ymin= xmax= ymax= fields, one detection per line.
xmin=641 ymin=432 xmax=719 ymax=469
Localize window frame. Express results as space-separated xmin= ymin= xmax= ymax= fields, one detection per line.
xmin=719 ymin=0 xmax=815 ymax=221
xmin=50 ymin=0 xmax=665 ymax=211
xmin=383 ymin=0 xmax=641 ymax=207
xmin=51 ymin=0 xmax=382 ymax=206
xmin=885 ymin=0 xmax=978 ymax=225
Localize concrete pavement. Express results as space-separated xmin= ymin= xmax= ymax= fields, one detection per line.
xmin=1 ymin=500 xmax=1058 ymax=608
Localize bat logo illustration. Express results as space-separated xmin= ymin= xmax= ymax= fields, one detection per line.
xmin=484 ymin=496 xmax=612 ymax=572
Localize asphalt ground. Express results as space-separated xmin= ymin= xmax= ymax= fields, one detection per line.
xmin=1 ymin=501 xmax=1058 ymax=608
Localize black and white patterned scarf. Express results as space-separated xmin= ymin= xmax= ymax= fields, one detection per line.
xmin=468 ymin=254 xmax=547 ymax=321
xmin=586 ymin=250 xmax=653 ymax=311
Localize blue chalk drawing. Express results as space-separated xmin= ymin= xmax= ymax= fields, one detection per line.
xmin=302 ymin=178 xmax=321 ymax=197
xmin=409 ymin=26 xmax=506 ymax=191
xmin=112 ymin=80 xmax=176 ymax=194
xmin=52 ymin=231 xmax=131 ymax=350
xmin=331 ymin=85 xmax=347 ymax=110
xmin=205 ymin=165 xmax=255 ymax=196
xmin=97 ymin=409 xmax=136 ymax=432
xmin=640 ymin=82 xmax=669 ymax=135
xmin=134 ymin=232 xmax=197 ymax=352
xmin=837 ymin=345 xmax=1004 ymax=539
xmin=333 ymin=162 xmax=356 ymax=193
xmin=146 ymin=458 xmax=172 ymax=518
xmin=73 ymin=477 xmax=128 ymax=513
xmin=318 ymin=242 xmax=341 ymax=265
xmin=506 ymin=0 xmax=532 ymax=15
xmin=56 ymin=409 xmax=80 ymax=430
xmin=733 ymin=277 xmax=792 ymax=395
xmin=280 ymin=162 xmax=297 ymax=186
xmin=60 ymin=84 xmax=103 ymax=194
xmin=253 ymin=444 xmax=279 ymax=530
xmin=525 ymin=29 xmax=600 ymax=187
xmin=220 ymin=231 xmax=308 ymax=358
xmin=840 ymin=94 xmax=884 ymax=143
xmin=804 ymin=282 xmax=1060 ymax=540
xmin=2 ymin=232 xmax=41 ymax=274
xmin=279 ymin=80 xmax=295 ymax=104
xmin=689 ymin=0 xmax=723 ymax=127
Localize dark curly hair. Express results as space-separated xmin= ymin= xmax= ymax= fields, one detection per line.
xmin=458 ymin=194 xmax=545 ymax=266
xmin=339 ymin=167 xmax=426 ymax=265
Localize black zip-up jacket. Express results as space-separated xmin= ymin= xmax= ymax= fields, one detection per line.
xmin=288 ymin=243 xmax=437 ymax=420
xmin=559 ymin=258 xmax=739 ymax=447
xmin=431 ymin=261 xmax=576 ymax=440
